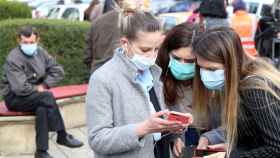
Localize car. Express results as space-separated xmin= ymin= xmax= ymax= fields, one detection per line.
xmin=158 ymin=12 xmax=193 ymax=31
xmin=151 ymin=0 xmax=178 ymax=15
xmin=157 ymin=1 xmax=193 ymax=14
xmin=47 ymin=4 xmax=89 ymax=21
xmin=30 ymin=0 xmax=76 ymax=18
xmin=155 ymin=0 xmax=201 ymax=31
xmin=28 ymin=0 xmax=73 ymax=8
xmin=32 ymin=1 xmax=59 ymax=18
xmin=244 ymin=0 xmax=274 ymax=19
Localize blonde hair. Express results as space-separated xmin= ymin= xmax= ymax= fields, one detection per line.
xmin=192 ymin=27 xmax=280 ymax=156
xmin=113 ymin=0 xmax=160 ymax=41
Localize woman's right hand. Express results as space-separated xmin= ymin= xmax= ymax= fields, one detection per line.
xmin=136 ymin=110 xmax=187 ymax=137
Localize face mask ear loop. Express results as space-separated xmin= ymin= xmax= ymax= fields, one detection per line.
xmin=124 ymin=41 xmax=135 ymax=58
xmin=165 ymin=54 xmax=173 ymax=76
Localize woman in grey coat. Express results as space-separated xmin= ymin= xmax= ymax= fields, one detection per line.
xmin=86 ymin=8 xmax=189 ymax=158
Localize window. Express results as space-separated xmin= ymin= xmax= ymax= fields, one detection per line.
xmin=47 ymin=7 xmax=60 ymax=19
xmin=247 ymin=2 xmax=259 ymax=14
xmin=61 ymin=8 xmax=80 ymax=21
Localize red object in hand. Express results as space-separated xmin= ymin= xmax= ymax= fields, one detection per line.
xmin=167 ymin=111 xmax=193 ymax=124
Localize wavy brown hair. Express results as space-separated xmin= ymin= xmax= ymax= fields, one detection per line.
xmin=157 ymin=22 xmax=196 ymax=107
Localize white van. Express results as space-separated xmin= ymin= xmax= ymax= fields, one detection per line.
xmin=244 ymin=0 xmax=274 ymax=19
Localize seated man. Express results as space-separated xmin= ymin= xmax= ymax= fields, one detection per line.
xmin=0 ymin=26 xmax=83 ymax=158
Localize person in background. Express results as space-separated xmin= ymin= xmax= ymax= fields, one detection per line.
xmin=0 ymin=26 xmax=83 ymax=158
xmin=86 ymin=8 xmax=189 ymax=158
xmin=84 ymin=0 xmax=123 ymax=74
xmin=192 ymin=27 xmax=280 ymax=158
xmin=157 ymin=22 xmax=225 ymax=156
xmin=230 ymin=0 xmax=258 ymax=58
xmin=84 ymin=0 xmax=151 ymax=75
xmin=84 ymin=0 xmax=102 ymax=21
xmin=195 ymin=0 xmax=229 ymax=31
xmin=255 ymin=5 xmax=277 ymax=58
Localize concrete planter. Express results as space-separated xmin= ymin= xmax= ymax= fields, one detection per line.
xmin=0 ymin=96 xmax=85 ymax=156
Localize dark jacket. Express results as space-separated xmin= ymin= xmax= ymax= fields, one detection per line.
xmin=196 ymin=0 xmax=228 ymax=18
xmin=84 ymin=10 xmax=120 ymax=73
xmin=230 ymin=76 xmax=280 ymax=158
xmin=0 ymin=46 xmax=64 ymax=96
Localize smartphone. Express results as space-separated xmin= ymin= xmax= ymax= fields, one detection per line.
xmin=167 ymin=111 xmax=193 ymax=124
xmin=194 ymin=148 xmax=225 ymax=157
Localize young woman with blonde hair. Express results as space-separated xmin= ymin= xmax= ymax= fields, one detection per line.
xmin=192 ymin=27 xmax=280 ymax=158
xmin=86 ymin=4 xmax=189 ymax=158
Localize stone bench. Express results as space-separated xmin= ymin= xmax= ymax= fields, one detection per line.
xmin=0 ymin=84 xmax=88 ymax=156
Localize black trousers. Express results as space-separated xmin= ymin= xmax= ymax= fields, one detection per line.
xmin=154 ymin=138 xmax=171 ymax=158
xmin=4 ymin=91 xmax=65 ymax=151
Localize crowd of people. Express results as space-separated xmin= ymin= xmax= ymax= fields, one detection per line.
xmin=1 ymin=0 xmax=280 ymax=158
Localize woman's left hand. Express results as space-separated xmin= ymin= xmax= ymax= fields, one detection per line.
xmin=173 ymin=138 xmax=185 ymax=158
xmin=203 ymin=152 xmax=226 ymax=158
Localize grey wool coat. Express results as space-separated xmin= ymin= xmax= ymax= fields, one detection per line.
xmin=86 ymin=49 xmax=166 ymax=158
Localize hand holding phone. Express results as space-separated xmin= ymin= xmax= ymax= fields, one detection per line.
xmin=167 ymin=111 xmax=193 ymax=125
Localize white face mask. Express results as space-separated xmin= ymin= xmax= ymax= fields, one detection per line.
xmin=131 ymin=53 xmax=156 ymax=70
xmin=125 ymin=41 xmax=157 ymax=70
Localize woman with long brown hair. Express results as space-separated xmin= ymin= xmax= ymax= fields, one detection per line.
xmin=157 ymin=22 xmax=225 ymax=157
xmin=192 ymin=27 xmax=280 ymax=157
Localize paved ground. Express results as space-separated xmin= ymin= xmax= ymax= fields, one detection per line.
xmin=1 ymin=127 xmax=93 ymax=158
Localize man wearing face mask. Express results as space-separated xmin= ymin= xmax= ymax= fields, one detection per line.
xmin=0 ymin=26 xmax=83 ymax=158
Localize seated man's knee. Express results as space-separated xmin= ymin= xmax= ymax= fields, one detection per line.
xmin=36 ymin=106 xmax=48 ymax=115
xmin=40 ymin=91 xmax=55 ymax=99
xmin=39 ymin=91 xmax=58 ymax=108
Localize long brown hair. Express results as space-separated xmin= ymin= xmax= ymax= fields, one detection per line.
xmin=192 ymin=27 xmax=246 ymax=156
xmin=157 ymin=23 xmax=196 ymax=106
xmin=192 ymin=27 xmax=280 ymax=156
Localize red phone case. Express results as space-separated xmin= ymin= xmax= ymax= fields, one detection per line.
xmin=167 ymin=111 xmax=192 ymax=124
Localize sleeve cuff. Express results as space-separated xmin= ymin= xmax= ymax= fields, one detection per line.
xmin=42 ymin=82 xmax=50 ymax=89
xmin=201 ymin=130 xmax=224 ymax=145
xmin=229 ymin=148 xmax=240 ymax=158
xmin=127 ymin=124 xmax=146 ymax=148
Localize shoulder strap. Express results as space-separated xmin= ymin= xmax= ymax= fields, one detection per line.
xmin=148 ymin=87 xmax=161 ymax=112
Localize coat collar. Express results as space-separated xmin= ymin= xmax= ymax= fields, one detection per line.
xmin=113 ymin=48 xmax=162 ymax=84
xmin=113 ymin=48 xmax=165 ymax=110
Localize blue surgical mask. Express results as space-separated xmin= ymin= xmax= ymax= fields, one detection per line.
xmin=131 ymin=53 xmax=156 ymax=70
xmin=200 ymin=68 xmax=224 ymax=90
xmin=169 ymin=57 xmax=195 ymax=80
xmin=20 ymin=43 xmax=38 ymax=56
